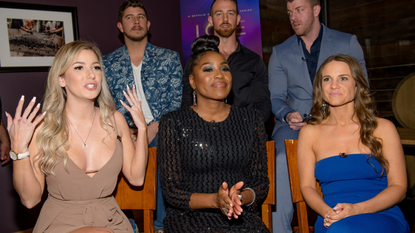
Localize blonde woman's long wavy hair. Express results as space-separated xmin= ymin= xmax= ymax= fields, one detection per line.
xmin=35 ymin=41 xmax=116 ymax=175
xmin=309 ymin=54 xmax=389 ymax=174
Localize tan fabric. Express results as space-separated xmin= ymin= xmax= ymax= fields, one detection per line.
xmin=33 ymin=139 xmax=133 ymax=233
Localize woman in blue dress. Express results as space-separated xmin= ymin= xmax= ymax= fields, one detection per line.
xmin=297 ymin=54 xmax=410 ymax=233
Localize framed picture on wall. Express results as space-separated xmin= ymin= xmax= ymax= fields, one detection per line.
xmin=0 ymin=1 xmax=79 ymax=72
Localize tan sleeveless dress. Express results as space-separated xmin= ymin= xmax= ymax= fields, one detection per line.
xmin=33 ymin=125 xmax=133 ymax=233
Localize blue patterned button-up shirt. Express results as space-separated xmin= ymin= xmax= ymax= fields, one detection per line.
xmin=103 ymin=43 xmax=183 ymax=127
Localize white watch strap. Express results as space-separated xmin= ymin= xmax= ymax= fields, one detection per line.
xmin=17 ymin=151 xmax=30 ymax=160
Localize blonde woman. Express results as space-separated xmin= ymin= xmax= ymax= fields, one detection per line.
xmin=6 ymin=41 xmax=147 ymax=233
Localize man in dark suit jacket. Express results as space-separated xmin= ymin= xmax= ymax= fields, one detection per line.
xmin=268 ymin=0 xmax=367 ymax=232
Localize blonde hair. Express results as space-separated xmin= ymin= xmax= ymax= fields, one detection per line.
xmin=309 ymin=54 xmax=388 ymax=174
xmin=35 ymin=41 xmax=116 ymax=175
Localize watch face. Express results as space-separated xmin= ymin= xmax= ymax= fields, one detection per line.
xmin=10 ymin=151 xmax=17 ymax=160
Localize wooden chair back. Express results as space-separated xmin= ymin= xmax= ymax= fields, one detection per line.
xmin=262 ymin=141 xmax=276 ymax=232
xmin=114 ymin=147 xmax=157 ymax=233
xmin=285 ymin=139 xmax=322 ymax=233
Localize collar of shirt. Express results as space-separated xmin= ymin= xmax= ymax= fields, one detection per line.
xmin=297 ymin=25 xmax=324 ymax=82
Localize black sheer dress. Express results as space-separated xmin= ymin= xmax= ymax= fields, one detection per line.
xmin=158 ymin=106 xmax=270 ymax=233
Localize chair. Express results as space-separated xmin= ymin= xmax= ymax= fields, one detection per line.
xmin=262 ymin=141 xmax=276 ymax=232
xmin=285 ymin=139 xmax=322 ymax=233
xmin=114 ymin=147 xmax=157 ymax=233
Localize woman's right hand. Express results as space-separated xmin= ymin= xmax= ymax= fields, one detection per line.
xmin=6 ymin=96 xmax=45 ymax=154
xmin=216 ymin=182 xmax=234 ymax=220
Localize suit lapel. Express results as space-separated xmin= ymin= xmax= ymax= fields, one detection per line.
xmin=317 ymin=25 xmax=331 ymax=68
xmin=291 ymin=37 xmax=313 ymax=95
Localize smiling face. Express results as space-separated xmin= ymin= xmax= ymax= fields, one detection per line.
xmin=287 ymin=0 xmax=319 ymax=37
xmin=117 ymin=6 xmax=150 ymax=42
xmin=189 ymin=51 xmax=232 ymax=103
xmin=321 ymin=61 xmax=357 ymax=107
xmin=208 ymin=0 xmax=240 ymax=38
xmin=59 ymin=49 xmax=102 ymax=102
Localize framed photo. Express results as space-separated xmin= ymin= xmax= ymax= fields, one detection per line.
xmin=0 ymin=1 xmax=79 ymax=72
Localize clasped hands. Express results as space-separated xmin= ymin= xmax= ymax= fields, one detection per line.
xmin=324 ymin=203 xmax=360 ymax=228
xmin=216 ymin=181 xmax=247 ymax=220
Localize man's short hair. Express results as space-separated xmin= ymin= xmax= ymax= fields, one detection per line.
xmin=118 ymin=0 xmax=148 ymax=23
xmin=286 ymin=0 xmax=320 ymax=6
xmin=210 ymin=0 xmax=239 ymax=17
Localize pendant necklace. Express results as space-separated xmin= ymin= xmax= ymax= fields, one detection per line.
xmin=67 ymin=109 xmax=96 ymax=148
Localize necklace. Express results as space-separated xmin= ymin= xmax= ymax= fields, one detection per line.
xmin=67 ymin=109 xmax=96 ymax=148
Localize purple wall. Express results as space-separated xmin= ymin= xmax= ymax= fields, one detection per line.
xmin=0 ymin=0 xmax=182 ymax=232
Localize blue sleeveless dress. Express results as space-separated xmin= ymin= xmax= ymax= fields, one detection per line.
xmin=314 ymin=154 xmax=409 ymax=233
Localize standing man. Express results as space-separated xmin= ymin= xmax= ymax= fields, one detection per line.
xmin=103 ymin=1 xmax=183 ymax=231
xmin=268 ymin=0 xmax=367 ymax=232
xmin=181 ymin=0 xmax=271 ymax=122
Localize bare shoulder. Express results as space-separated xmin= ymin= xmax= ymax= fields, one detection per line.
xmin=374 ymin=117 xmax=397 ymax=135
xmin=299 ymin=123 xmax=319 ymax=137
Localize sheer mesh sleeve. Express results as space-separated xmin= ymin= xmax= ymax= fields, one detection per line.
xmin=158 ymin=113 xmax=194 ymax=212
xmin=243 ymin=111 xmax=269 ymax=212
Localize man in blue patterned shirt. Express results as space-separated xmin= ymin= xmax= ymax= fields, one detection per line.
xmin=103 ymin=0 xmax=183 ymax=231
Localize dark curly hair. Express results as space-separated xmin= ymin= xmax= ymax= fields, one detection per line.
xmin=309 ymin=54 xmax=388 ymax=174
xmin=118 ymin=0 xmax=148 ymax=23
xmin=189 ymin=35 xmax=220 ymax=74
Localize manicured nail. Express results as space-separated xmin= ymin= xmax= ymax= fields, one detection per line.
xmin=325 ymin=223 xmax=329 ymax=227
xmin=36 ymin=103 xmax=40 ymax=108
xmin=123 ymin=91 xmax=126 ymax=95
xmin=5 ymin=111 xmax=8 ymax=117
xmin=336 ymin=210 xmax=341 ymax=213
xmin=31 ymin=96 xmax=36 ymax=102
xmin=42 ymin=111 xmax=46 ymax=115
xmin=326 ymin=215 xmax=330 ymax=219
xmin=333 ymin=206 xmax=338 ymax=210
xmin=20 ymin=95 xmax=24 ymax=101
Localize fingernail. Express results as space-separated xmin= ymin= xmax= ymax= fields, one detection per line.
xmin=333 ymin=206 xmax=338 ymax=210
xmin=20 ymin=95 xmax=24 ymax=101
xmin=120 ymin=100 xmax=124 ymax=103
xmin=42 ymin=111 xmax=46 ymax=115
xmin=326 ymin=215 xmax=330 ymax=219
xmin=31 ymin=96 xmax=36 ymax=102
xmin=5 ymin=111 xmax=8 ymax=116
xmin=325 ymin=223 xmax=329 ymax=227
xmin=336 ymin=210 xmax=341 ymax=213
xmin=36 ymin=103 xmax=41 ymax=108
xmin=123 ymin=91 xmax=126 ymax=95
xmin=127 ymin=85 xmax=130 ymax=89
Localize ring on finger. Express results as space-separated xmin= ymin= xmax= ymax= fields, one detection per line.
xmin=222 ymin=207 xmax=227 ymax=214
xmin=130 ymin=103 xmax=134 ymax=107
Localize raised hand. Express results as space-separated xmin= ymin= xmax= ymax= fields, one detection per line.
xmin=6 ymin=96 xmax=45 ymax=154
xmin=120 ymin=85 xmax=146 ymax=130
xmin=228 ymin=181 xmax=244 ymax=219
xmin=216 ymin=182 xmax=234 ymax=220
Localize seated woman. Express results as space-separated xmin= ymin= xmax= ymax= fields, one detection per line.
xmin=6 ymin=41 xmax=148 ymax=233
xmin=297 ymin=54 xmax=410 ymax=233
xmin=157 ymin=35 xmax=270 ymax=233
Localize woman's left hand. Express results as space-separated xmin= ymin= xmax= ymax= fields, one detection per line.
xmin=120 ymin=85 xmax=146 ymax=130
xmin=228 ymin=181 xmax=244 ymax=219
xmin=324 ymin=203 xmax=359 ymax=228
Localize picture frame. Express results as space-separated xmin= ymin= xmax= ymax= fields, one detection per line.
xmin=0 ymin=1 xmax=79 ymax=72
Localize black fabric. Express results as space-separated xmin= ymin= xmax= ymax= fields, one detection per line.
xmin=298 ymin=26 xmax=323 ymax=83
xmin=181 ymin=43 xmax=271 ymax=122
xmin=0 ymin=96 xmax=2 ymax=121
xmin=158 ymin=106 xmax=270 ymax=233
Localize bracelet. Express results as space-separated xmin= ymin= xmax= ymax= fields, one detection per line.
xmin=243 ymin=187 xmax=256 ymax=206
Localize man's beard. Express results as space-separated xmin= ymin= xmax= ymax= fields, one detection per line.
xmin=215 ymin=23 xmax=237 ymax=38
xmin=124 ymin=29 xmax=148 ymax=42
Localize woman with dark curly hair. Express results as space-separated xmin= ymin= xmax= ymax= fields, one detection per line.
xmin=157 ymin=35 xmax=270 ymax=232
xmin=297 ymin=54 xmax=409 ymax=233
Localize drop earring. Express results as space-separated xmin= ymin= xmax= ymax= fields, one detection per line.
xmin=321 ymin=101 xmax=327 ymax=113
xmin=193 ymin=89 xmax=197 ymax=106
